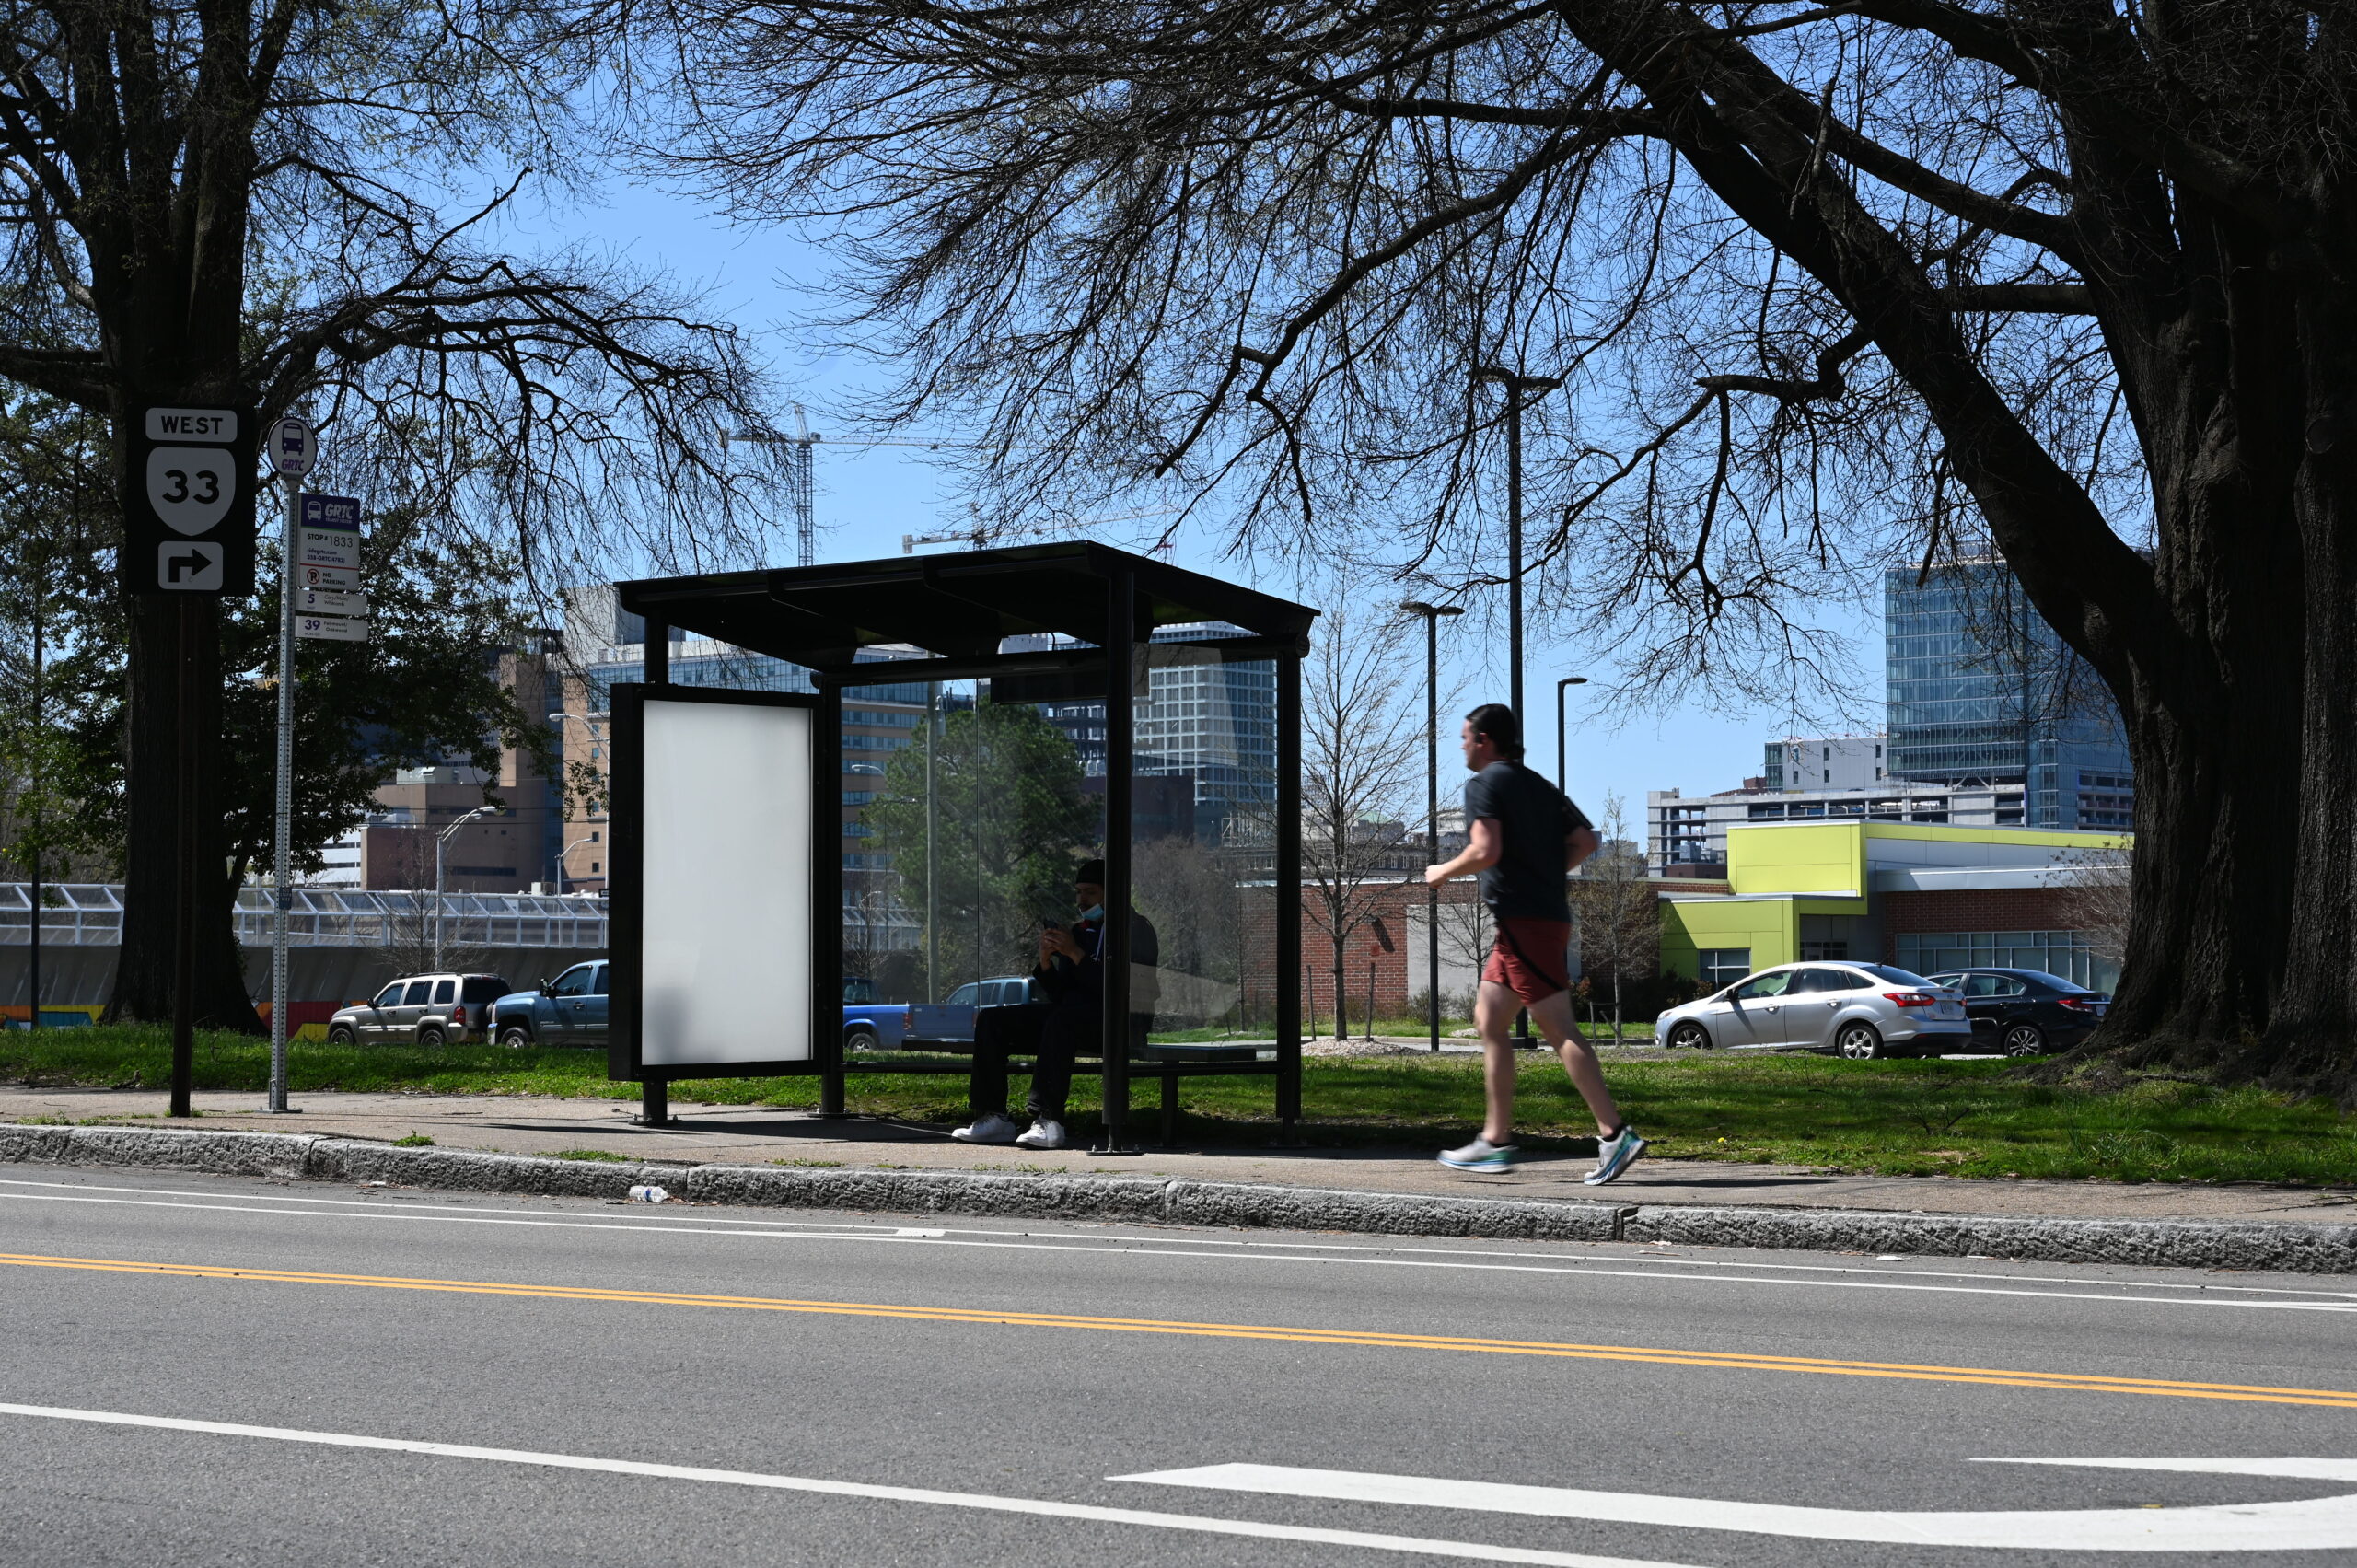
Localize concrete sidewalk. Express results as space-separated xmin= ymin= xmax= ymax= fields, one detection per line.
xmin=7 ymin=1085 xmax=2351 ymax=1228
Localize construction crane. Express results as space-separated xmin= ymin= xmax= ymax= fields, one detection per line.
xmin=724 ymin=405 xmax=819 ymax=567
xmin=730 ymin=413 xmax=1181 ymax=566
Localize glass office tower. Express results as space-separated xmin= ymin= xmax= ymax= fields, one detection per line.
xmin=1885 ymin=562 xmax=2132 ymax=829
xmin=1014 ymin=622 xmax=1278 ymax=840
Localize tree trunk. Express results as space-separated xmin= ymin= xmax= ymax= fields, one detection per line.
xmin=2073 ymin=228 xmax=2356 ymax=1098
xmin=2100 ymin=445 xmax=2357 ymax=1091
xmin=1330 ymin=944 xmax=1347 ymax=1041
xmin=108 ymin=571 xmax=262 ymax=1032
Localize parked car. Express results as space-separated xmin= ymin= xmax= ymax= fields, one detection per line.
xmin=844 ymin=976 xmax=1039 ymax=1051
xmin=490 ymin=968 xmax=1013 ymax=1051
xmin=1919 ymin=967 xmax=2110 ymax=1056
xmin=327 ymin=973 xmax=512 ymax=1048
xmin=1653 ymin=962 xmax=1969 ymax=1059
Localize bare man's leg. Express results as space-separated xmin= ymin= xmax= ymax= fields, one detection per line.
xmin=1476 ymin=979 xmax=1623 ymax=1144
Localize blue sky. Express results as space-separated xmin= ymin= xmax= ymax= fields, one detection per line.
xmin=528 ymin=172 xmax=1883 ymax=830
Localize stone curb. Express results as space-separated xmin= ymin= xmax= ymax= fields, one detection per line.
xmin=3 ymin=1121 xmax=2349 ymax=1272
xmin=1620 ymin=1203 xmax=2357 ymax=1274
xmin=685 ymin=1165 xmax=1626 ymax=1241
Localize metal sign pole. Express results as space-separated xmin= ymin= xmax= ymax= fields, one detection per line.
xmin=169 ymin=599 xmax=199 ymax=1117
xmin=269 ymin=470 xmax=297 ymax=1110
xmin=265 ymin=416 xmax=315 ymax=1112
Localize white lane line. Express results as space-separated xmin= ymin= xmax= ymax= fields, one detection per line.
xmin=0 ymin=1401 xmax=1699 ymax=1568
xmin=7 ymin=1186 xmax=2355 ymax=1317
xmin=1980 ymin=1457 xmax=2357 ymax=1481
xmin=11 ymin=1178 xmax=2350 ymax=1300
xmin=1118 ymin=1459 xmax=2357 ymax=1552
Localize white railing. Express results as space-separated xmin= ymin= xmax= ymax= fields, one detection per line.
xmin=0 ymin=883 xmax=124 ymax=945
xmin=0 ymin=885 xmax=610 ymax=949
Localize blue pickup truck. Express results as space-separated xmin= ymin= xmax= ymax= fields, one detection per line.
xmin=493 ymin=965 xmax=1032 ymax=1050
xmin=841 ymin=976 xmax=1037 ymax=1051
xmin=492 ymin=961 xmax=609 ymax=1047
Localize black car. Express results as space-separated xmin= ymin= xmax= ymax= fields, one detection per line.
xmin=1920 ymin=967 xmax=2109 ymax=1056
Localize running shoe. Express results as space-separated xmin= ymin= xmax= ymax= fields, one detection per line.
xmin=1437 ymin=1137 xmax=1520 ymax=1171
xmin=1584 ymin=1125 xmax=1648 ymax=1185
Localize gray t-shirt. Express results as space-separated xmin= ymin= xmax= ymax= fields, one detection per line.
xmin=1464 ymin=761 xmax=1593 ymax=921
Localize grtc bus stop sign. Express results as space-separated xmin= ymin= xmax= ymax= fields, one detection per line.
xmin=126 ymin=404 xmax=258 ymax=595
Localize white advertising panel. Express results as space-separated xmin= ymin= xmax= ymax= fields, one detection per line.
xmin=640 ymin=698 xmax=813 ymax=1065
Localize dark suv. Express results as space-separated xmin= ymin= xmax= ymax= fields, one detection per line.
xmin=1919 ymin=967 xmax=2110 ymax=1056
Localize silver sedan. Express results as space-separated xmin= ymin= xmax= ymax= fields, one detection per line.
xmin=1654 ymin=962 xmax=1970 ymax=1059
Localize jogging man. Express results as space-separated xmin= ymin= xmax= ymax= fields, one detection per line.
xmin=1424 ymin=703 xmax=1645 ymax=1182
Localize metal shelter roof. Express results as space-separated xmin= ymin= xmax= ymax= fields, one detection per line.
xmin=615 ymin=541 xmax=1317 ymax=669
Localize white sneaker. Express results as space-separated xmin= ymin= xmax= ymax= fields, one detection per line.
xmin=951 ymin=1112 xmax=1023 ymax=1144
xmin=1014 ymin=1118 xmax=1067 ymax=1150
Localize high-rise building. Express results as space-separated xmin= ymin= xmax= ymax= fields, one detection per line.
xmin=1763 ymin=734 xmax=1888 ymax=791
xmin=1885 ymin=562 xmax=2132 ymax=829
xmin=1003 ymin=622 xmax=1278 ymax=840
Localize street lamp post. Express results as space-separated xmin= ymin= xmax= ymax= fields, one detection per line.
xmin=1555 ymin=676 xmax=1589 ymax=796
xmin=1474 ymin=366 xmax=1563 ymax=723
xmin=552 ymin=836 xmax=597 ymax=895
xmin=434 ymin=807 xmax=494 ymax=969
xmin=1400 ymin=601 xmax=1463 ymax=1053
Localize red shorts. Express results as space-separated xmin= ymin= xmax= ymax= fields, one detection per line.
xmin=1482 ymin=919 xmax=1573 ymax=1004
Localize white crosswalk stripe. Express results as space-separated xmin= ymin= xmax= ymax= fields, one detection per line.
xmin=1117 ymin=1458 xmax=2357 ymax=1552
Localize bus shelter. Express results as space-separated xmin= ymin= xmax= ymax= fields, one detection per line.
xmin=606 ymin=542 xmax=1314 ymax=1150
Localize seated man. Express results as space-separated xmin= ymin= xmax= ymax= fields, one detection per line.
xmin=952 ymin=859 xmax=1158 ymax=1151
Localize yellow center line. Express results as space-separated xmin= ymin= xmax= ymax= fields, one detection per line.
xmin=9 ymin=1250 xmax=2353 ymax=1409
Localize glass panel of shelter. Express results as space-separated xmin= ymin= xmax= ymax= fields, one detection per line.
xmin=839 ymin=668 xmax=1105 ymax=1034
xmin=1130 ymin=636 xmax=1274 ymax=1050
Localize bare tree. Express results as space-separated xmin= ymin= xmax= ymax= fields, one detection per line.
xmin=1132 ymin=833 xmax=1248 ymax=1028
xmin=366 ymin=839 xmax=488 ymax=981
xmin=2053 ymin=844 xmax=2133 ymax=985
xmin=840 ymin=877 xmax=906 ymax=996
xmin=1296 ymin=609 xmax=1422 ymax=1040
xmin=1 ymin=0 xmax=784 ymax=1027
xmin=1568 ymin=795 xmax=1656 ymax=1042
xmin=1429 ymin=883 xmax=1494 ymax=1025
xmin=648 ymin=0 xmax=2357 ymax=1094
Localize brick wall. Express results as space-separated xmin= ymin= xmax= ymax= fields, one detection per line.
xmin=1882 ymin=888 xmax=2078 ymax=933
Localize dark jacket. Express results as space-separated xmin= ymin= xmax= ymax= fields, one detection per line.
xmin=1036 ymin=912 xmax=1161 ymax=1016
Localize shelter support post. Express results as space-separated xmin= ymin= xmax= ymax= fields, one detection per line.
xmin=638 ymin=621 xmax=672 ymax=1126
xmin=644 ymin=619 xmax=670 ymax=684
xmin=1094 ymin=566 xmax=1138 ymax=1154
xmin=817 ymin=680 xmax=846 ymax=1117
xmin=1275 ymin=645 xmax=1304 ymax=1139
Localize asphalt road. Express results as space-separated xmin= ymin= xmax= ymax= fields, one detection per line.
xmin=3 ymin=1167 xmax=2353 ymax=1567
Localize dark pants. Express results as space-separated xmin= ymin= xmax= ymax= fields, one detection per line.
xmin=969 ymin=1003 xmax=1100 ymax=1121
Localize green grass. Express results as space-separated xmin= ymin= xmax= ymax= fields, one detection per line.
xmin=8 ymin=1025 xmax=2355 ymax=1185
xmin=550 ymin=1148 xmax=628 ymax=1162
xmin=390 ymin=1132 xmax=435 ymax=1147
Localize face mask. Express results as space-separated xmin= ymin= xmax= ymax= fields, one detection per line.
xmin=1078 ymin=904 xmax=1105 ymax=923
